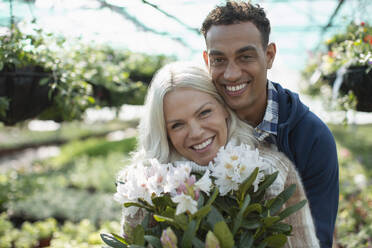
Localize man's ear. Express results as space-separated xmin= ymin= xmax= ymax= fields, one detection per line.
xmin=203 ymin=50 xmax=209 ymax=67
xmin=266 ymin=43 xmax=276 ymax=69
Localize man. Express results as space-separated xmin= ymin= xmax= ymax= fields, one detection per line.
xmin=201 ymin=2 xmax=339 ymax=247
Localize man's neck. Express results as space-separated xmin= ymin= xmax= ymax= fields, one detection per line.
xmin=236 ymin=91 xmax=268 ymax=127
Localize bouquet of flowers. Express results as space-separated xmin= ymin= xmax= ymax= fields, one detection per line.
xmin=101 ymin=142 xmax=306 ymax=248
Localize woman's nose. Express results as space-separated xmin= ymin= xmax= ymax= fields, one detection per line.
xmin=188 ymin=121 xmax=203 ymax=139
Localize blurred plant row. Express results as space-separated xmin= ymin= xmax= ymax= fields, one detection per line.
xmin=301 ymin=21 xmax=372 ymax=113
xmin=0 ymin=122 xmax=371 ymax=247
xmin=0 ymin=24 xmax=172 ymax=125
xmin=0 ymin=120 xmax=138 ymax=247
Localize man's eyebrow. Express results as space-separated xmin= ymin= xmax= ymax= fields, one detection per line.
xmin=209 ymin=45 xmax=258 ymax=56
xmin=208 ymin=50 xmax=224 ymax=56
xmin=236 ymin=45 xmax=258 ymax=54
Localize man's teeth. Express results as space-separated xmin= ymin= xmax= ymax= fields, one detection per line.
xmin=226 ymin=83 xmax=246 ymax=92
xmin=193 ymin=138 xmax=212 ymax=150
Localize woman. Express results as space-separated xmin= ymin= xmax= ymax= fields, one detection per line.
xmin=123 ymin=62 xmax=319 ymax=247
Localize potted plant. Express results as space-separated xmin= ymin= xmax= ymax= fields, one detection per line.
xmin=0 ymin=25 xmax=54 ymax=125
xmin=0 ymin=25 xmax=94 ymax=124
xmin=302 ymin=22 xmax=372 ymax=112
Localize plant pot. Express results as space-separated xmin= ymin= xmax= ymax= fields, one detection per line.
xmin=323 ymin=66 xmax=372 ymax=112
xmin=341 ymin=66 xmax=372 ymax=112
xmin=0 ymin=65 xmax=54 ymax=125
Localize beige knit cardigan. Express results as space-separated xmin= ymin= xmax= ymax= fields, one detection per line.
xmin=259 ymin=144 xmax=320 ymax=248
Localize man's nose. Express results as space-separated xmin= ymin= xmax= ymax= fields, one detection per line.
xmin=224 ymin=61 xmax=242 ymax=82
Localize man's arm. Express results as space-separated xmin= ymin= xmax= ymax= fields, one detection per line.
xmin=292 ymin=120 xmax=339 ymax=248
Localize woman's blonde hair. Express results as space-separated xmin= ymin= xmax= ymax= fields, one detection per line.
xmin=135 ymin=61 xmax=257 ymax=164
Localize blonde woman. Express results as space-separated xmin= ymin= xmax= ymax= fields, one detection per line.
xmin=121 ymin=62 xmax=319 ymax=247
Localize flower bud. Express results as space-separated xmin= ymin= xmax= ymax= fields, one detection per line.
xmin=187 ymin=175 xmax=196 ymax=186
xmin=177 ymin=183 xmax=187 ymax=195
xmin=194 ymin=188 xmax=200 ymax=201
xmin=205 ymin=231 xmax=220 ymax=248
xmin=161 ymin=227 xmax=178 ymax=248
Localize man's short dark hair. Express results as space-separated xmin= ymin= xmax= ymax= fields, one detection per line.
xmin=201 ymin=1 xmax=271 ymax=48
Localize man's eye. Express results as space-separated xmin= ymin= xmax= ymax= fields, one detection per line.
xmin=211 ymin=57 xmax=225 ymax=65
xmin=240 ymin=55 xmax=253 ymax=61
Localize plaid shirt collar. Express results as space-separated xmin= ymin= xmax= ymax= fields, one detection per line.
xmin=254 ymin=80 xmax=279 ymax=142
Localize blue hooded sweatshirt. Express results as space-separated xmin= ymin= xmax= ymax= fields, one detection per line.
xmin=273 ymin=82 xmax=339 ymax=248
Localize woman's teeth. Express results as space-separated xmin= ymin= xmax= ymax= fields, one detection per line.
xmin=226 ymin=83 xmax=246 ymax=92
xmin=192 ymin=138 xmax=212 ymax=150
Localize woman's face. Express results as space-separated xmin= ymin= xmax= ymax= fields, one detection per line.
xmin=163 ymin=87 xmax=229 ymax=165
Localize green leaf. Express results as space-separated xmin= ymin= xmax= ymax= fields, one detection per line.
xmin=100 ymin=233 xmax=128 ymax=248
xmin=263 ymin=216 xmax=280 ymax=227
xmin=241 ymin=219 xmax=262 ymax=230
xmin=279 ymin=200 xmax=307 ymax=220
xmin=192 ymin=237 xmax=205 ymax=248
xmin=205 ymin=187 xmax=219 ymax=206
xmin=144 ymin=235 xmax=162 ymax=248
xmin=268 ymin=222 xmax=292 ymax=233
xmin=124 ymin=202 xmax=153 ymax=212
xmin=232 ymin=194 xmax=251 ymax=234
xmin=214 ymin=221 xmax=234 ymax=248
xmin=133 ymin=225 xmax=145 ymax=246
xmin=254 ymin=171 xmax=279 ymax=197
xmin=213 ymin=197 xmax=235 ymax=216
xmin=192 ymin=205 xmax=211 ymax=219
xmin=181 ymin=220 xmax=197 ymax=248
xmin=39 ymin=77 xmax=50 ymax=86
xmin=263 ymin=234 xmax=287 ymax=248
xmin=152 ymin=195 xmax=176 ymax=211
xmin=112 ymin=233 xmax=129 ymax=245
xmin=238 ymin=167 xmax=259 ymax=201
xmin=162 ymin=206 xmax=176 ymax=218
xmin=239 ymin=231 xmax=254 ymax=248
xmin=243 ymin=203 xmax=262 ymax=216
xmin=207 ymin=206 xmax=225 ymax=229
xmin=174 ymin=214 xmax=188 ymax=231
xmin=269 ymin=184 xmax=297 ymax=215
xmin=153 ymin=214 xmax=174 ymax=223
xmin=256 ymin=240 xmax=268 ymax=248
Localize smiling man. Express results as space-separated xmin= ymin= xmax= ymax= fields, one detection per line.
xmin=201 ymin=2 xmax=339 ymax=248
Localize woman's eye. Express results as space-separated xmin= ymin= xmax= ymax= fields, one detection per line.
xmin=171 ymin=123 xmax=182 ymax=130
xmin=200 ymin=109 xmax=211 ymax=117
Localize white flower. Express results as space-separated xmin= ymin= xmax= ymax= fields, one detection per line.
xmin=214 ymin=175 xmax=239 ymax=195
xmin=172 ymin=193 xmax=198 ymax=215
xmin=195 ymin=170 xmax=212 ymax=195
xmin=210 ymin=142 xmax=269 ymax=195
xmin=113 ymin=191 xmax=139 ymax=218
xmin=164 ymin=163 xmax=192 ymax=194
xmin=147 ymin=159 xmax=170 ymax=196
xmin=115 ymin=161 xmax=153 ymax=204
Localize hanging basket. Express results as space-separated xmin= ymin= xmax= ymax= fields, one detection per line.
xmin=323 ymin=66 xmax=372 ymax=112
xmin=0 ymin=65 xmax=54 ymax=125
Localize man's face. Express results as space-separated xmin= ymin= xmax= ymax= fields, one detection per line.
xmin=203 ymin=22 xmax=276 ymax=120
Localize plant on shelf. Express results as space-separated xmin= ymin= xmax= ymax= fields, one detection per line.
xmin=0 ymin=24 xmax=172 ymax=124
xmin=302 ymin=21 xmax=372 ymax=112
xmin=0 ymin=24 xmax=94 ymax=124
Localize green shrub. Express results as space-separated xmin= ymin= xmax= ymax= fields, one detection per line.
xmin=49 ymin=136 xmax=137 ymax=167
xmin=7 ymin=186 xmax=122 ymax=225
xmin=0 ymin=213 xmax=121 ymax=248
xmin=68 ymin=152 xmax=130 ymax=192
